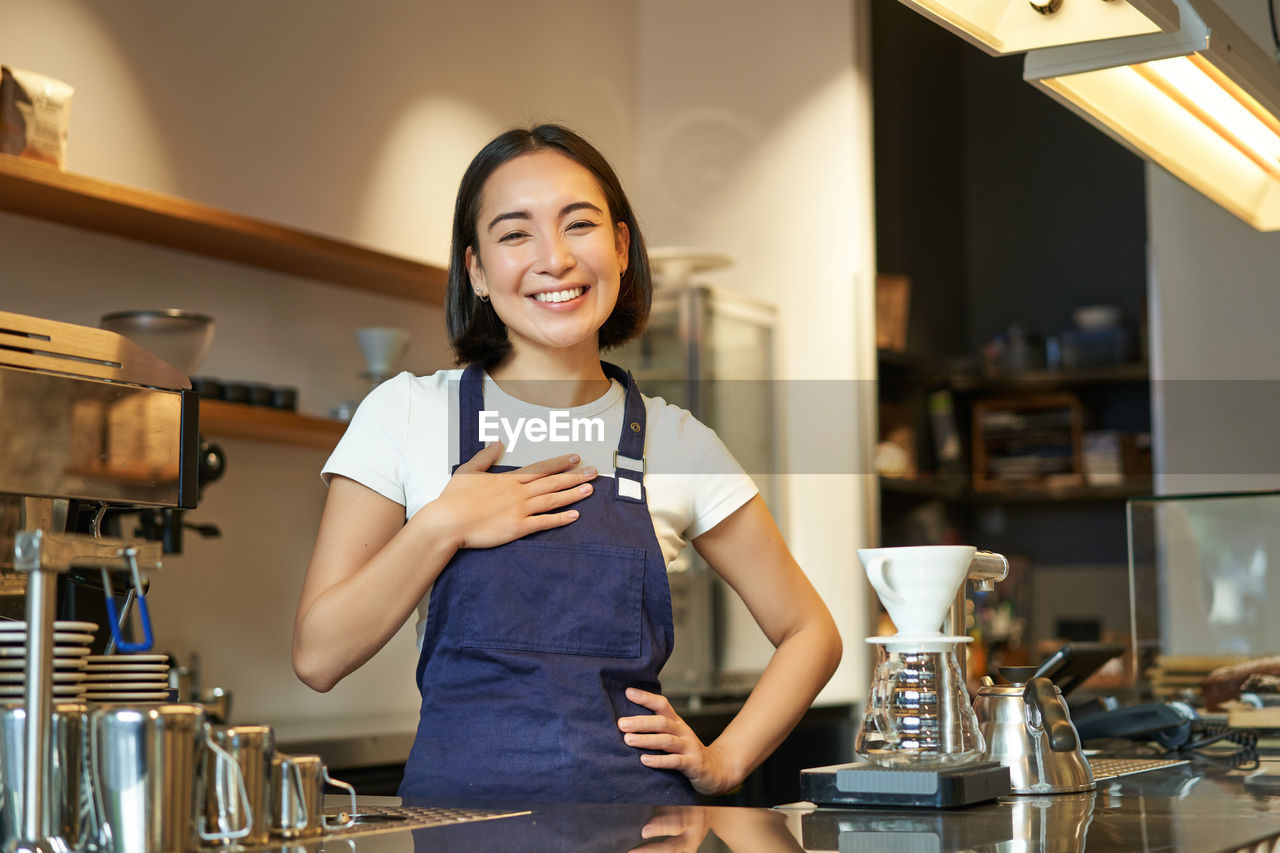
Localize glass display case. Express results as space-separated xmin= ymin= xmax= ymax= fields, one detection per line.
xmin=1127 ymin=490 xmax=1280 ymax=702
xmin=613 ymin=285 xmax=777 ymax=478
xmin=611 ymin=285 xmax=778 ymax=700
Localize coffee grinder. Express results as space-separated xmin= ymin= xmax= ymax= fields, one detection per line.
xmin=0 ymin=310 xmax=200 ymax=851
xmin=801 ymin=546 xmax=1013 ymax=808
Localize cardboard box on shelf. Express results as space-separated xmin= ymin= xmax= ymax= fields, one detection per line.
xmin=875 ymin=274 xmax=910 ymax=352
xmin=1083 ymin=430 xmax=1153 ymax=486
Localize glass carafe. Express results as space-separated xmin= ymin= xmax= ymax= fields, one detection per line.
xmin=855 ymin=640 xmax=985 ymax=767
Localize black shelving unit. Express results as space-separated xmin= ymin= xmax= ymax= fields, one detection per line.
xmin=868 ymin=0 xmax=1150 ymax=665
xmin=875 ymin=352 xmax=1152 ymax=664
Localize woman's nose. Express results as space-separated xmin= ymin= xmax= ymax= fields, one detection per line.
xmin=537 ymin=233 xmax=576 ymax=276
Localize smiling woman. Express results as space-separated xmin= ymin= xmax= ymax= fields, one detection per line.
xmin=445 ymin=125 xmax=652 ymax=373
xmin=293 ymin=124 xmax=841 ymax=806
xmin=463 ymin=149 xmax=631 ymax=372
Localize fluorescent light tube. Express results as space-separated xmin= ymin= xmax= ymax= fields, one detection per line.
xmin=1025 ymin=0 xmax=1280 ymax=230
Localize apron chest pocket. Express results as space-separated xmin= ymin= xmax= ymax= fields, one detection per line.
xmin=452 ymin=540 xmax=646 ymax=658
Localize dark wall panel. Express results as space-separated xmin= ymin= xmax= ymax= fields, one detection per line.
xmin=959 ymin=47 xmax=1148 ymax=353
xmin=870 ymin=0 xmax=970 ymax=358
xmin=870 ymin=0 xmax=1148 ymax=361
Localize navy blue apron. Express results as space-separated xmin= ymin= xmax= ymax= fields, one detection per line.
xmin=398 ymin=362 xmax=696 ymax=805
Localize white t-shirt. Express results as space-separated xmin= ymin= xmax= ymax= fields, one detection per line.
xmin=322 ymin=369 xmax=758 ymax=648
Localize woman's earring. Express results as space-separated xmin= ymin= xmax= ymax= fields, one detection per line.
xmin=475 ymin=290 xmax=489 ymax=303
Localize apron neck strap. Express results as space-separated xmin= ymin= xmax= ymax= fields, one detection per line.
xmin=457 ymin=363 xmax=487 ymax=464
xmin=602 ymin=361 xmax=646 ymax=463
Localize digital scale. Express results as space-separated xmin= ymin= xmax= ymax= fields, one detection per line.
xmin=799 ymin=760 xmax=1011 ymax=809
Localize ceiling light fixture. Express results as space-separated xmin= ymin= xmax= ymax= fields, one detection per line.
xmin=1024 ymin=0 xmax=1280 ymax=230
xmin=897 ymin=0 xmax=1179 ymax=55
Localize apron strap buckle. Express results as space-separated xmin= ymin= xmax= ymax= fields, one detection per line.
xmin=612 ymin=449 xmax=646 ymax=475
xmin=613 ymin=451 xmax=646 ymax=503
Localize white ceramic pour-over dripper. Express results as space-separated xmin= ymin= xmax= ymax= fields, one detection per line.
xmin=858 ymin=545 xmax=976 ymax=637
xmin=356 ymin=327 xmax=410 ymax=383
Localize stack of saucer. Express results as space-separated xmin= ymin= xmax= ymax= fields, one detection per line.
xmin=0 ymin=620 xmax=97 ymax=701
xmin=82 ymin=654 xmax=171 ymax=703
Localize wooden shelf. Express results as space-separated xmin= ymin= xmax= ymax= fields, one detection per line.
xmin=878 ymin=476 xmax=967 ymax=500
xmin=0 ymin=154 xmax=447 ymax=304
xmin=198 ymin=399 xmax=347 ymax=449
xmin=875 ymin=349 xmax=950 ymax=379
xmin=948 ymin=363 xmax=1149 ymax=392
xmin=968 ymin=479 xmax=1154 ymax=503
xmin=879 ymin=475 xmax=1153 ymax=503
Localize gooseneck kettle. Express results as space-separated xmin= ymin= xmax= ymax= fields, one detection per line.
xmin=973 ymin=666 xmax=1095 ymax=795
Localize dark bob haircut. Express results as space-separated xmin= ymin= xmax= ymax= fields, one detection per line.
xmin=445 ymin=124 xmax=652 ymax=367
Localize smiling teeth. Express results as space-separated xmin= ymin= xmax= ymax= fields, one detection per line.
xmin=533 ymin=287 xmax=584 ymax=303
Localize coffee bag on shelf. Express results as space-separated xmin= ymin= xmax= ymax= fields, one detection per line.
xmin=1 ymin=65 xmax=74 ymax=167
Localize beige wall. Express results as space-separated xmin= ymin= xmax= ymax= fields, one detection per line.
xmin=633 ymin=1 xmax=876 ymax=703
xmin=0 ymin=0 xmax=640 ymax=260
xmin=1148 ymin=172 xmax=1280 ymax=495
xmin=0 ymin=0 xmax=875 ymax=732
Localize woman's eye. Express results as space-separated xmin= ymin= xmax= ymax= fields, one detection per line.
xmin=498 ymin=230 xmax=529 ymax=242
xmin=567 ymin=220 xmax=597 ymax=232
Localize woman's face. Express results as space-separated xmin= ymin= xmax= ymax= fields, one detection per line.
xmin=466 ymin=149 xmax=629 ymax=366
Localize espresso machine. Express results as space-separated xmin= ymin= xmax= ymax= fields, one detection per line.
xmin=0 ymin=309 xmax=200 ymax=851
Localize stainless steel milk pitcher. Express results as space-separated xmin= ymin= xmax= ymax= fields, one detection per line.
xmin=269 ymin=753 xmax=356 ymax=840
xmin=0 ymin=702 xmax=89 ymax=850
xmin=88 ymin=703 xmax=252 ymax=853
xmin=203 ymin=724 xmax=274 ymax=846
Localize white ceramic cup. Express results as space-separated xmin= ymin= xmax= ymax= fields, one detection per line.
xmin=858 ymin=545 xmax=976 ymax=636
xmin=355 ymin=327 xmax=410 ymax=379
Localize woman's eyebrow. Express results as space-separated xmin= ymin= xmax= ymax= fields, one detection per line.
xmin=486 ymin=201 xmax=605 ymax=232
xmin=485 ymin=201 xmax=605 ymax=232
xmin=560 ymin=201 xmax=603 ymax=218
xmin=487 ymin=210 xmax=530 ymax=231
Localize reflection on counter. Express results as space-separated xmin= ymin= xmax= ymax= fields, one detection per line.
xmin=798 ymin=804 xmax=1020 ymax=851
xmin=281 ymin=704 xmax=856 ymax=808
xmin=395 ymin=800 xmax=804 ymax=853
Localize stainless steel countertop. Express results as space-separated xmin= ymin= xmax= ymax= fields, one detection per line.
xmin=281 ymin=756 xmax=1280 ymax=852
